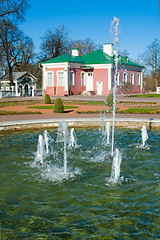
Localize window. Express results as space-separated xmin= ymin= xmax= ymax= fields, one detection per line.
xmin=131 ymin=73 xmax=134 ymax=85
xmin=47 ymin=72 xmax=53 ymax=86
xmin=123 ymin=72 xmax=127 ymax=83
xmin=81 ymin=72 xmax=85 ymax=86
xmin=57 ymin=71 xmax=64 ymax=86
xmin=88 ymin=73 xmax=93 ymax=77
xmin=116 ymin=72 xmax=120 ymax=86
xmin=70 ymin=71 xmax=75 ymax=86
xmin=137 ymin=74 xmax=140 ymax=86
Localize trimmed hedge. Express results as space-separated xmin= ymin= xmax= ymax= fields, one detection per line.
xmin=53 ymin=98 xmax=64 ymax=113
xmin=117 ymin=108 xmax=160 ymax=114
xmin=0 ymin=110 xmax=42 ymax=115
xmin=106 ymin=93 xmax=113 ymax=106
xmin=44 ymin=94 xmax=51 ymax=104
xmin=76 ymin=109 xmax=112 ymax=114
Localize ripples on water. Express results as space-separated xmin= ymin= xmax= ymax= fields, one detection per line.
xmin=0 ymin=128 xmax=160 ymax=239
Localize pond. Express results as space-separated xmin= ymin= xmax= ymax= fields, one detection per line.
xmin=0 ymin=127 xmax=160 ymax=239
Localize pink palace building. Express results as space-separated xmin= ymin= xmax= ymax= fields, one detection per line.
xmin=40 ymin=43 xmax=143 ymax=96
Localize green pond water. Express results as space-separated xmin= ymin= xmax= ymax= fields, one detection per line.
xmin=0 ymin=127 xmax=160 ymax=239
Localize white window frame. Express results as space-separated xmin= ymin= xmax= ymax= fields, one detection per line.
xmin=123 ymin=72 xmax=127 ymax=83
xmin=57 ymin=71 xmax=64 ymax=87
xmin=116 ymin=72 xmax=120 ymax=86
xmin=81 ymin=72 xmax=85 ymax=86
xmin=137 ymin=74 xmax=140 ymax=86
xmin=70 ymin=71 xmax=75 ymax=86
xmin=131 ymin=73 xmax=134 ymax=85
xmin=46 ymin=71 xmax=54 ymax=87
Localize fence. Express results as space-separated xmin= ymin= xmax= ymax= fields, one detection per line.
xmin=1 ymin=91 xmax=16 ymax=98
xmin=157 ymin=87 xmax=160 ymax=94
xmin=34 ymin=89 xmax=44 ymax=96
xmin=0 ymin=89 xmax=44 ymax=98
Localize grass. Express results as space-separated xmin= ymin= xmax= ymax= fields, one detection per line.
xmin=131 ymin=94 xmax=160 ymax=98
xmin=63 ymin=100 xmax=106 ymax=106
xmin=27 ymin=105 xmax=78 ymax=110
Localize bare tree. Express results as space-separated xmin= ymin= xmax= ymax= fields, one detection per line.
xmin=0 ymin=0 xmax=29 ymax=21
xmin=70 ymin=38 xmax=98 ymax=56
xmin=141 ymin=38 xmax=160 ymax=90
xmin=14 ymin=35 xmax=34 ymax=71
xmin=0 ymin=19 xmax=34 ymax=86
xmin=39 ymin=25 xmax=70 ymax=61
xmin=118 ymin=49 xmax=129 ymax=57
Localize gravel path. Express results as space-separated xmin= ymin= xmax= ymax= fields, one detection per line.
xmin=0 ymin=95 xmax=160 ymax=122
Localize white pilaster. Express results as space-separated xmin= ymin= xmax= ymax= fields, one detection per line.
xmin=64 ymin=65 xmax=69 ymax=92
xmin=32 ymin=85 xmax=35 ymax=97
xmin=15 ymin=81 xmax=18 ymax=96
xmin=141 ymin=71 xmax=143 ymax=91
xmin=43 ymin=66 xmax=47 ymax=90
xmin=108 ymin=65 xmax=112 ymax=90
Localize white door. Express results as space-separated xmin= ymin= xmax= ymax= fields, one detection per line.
xmin=97 ymin=81 xmax=103 ymax=95
xmin=86 ymin=72 xmax=93 ymax=91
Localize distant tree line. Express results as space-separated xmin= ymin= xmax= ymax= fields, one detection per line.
xmin=0 ymin=0 xmax=160 ymax=91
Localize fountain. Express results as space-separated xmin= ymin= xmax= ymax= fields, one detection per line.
xmin=110 ymin=16 xmax=120 ymax=158
xmin=56 ymin=121 xmax=69 ymax=174
xmin=34 ymin=134 xmax=44 ymax=164
xmin=141 ymin=125 xmax=148 ymax=147
xmin=68 ymin=128 xmax=78 ymax=148
xmin=0 ymin=126 xmax=160 ymax=239
xmin=109 ymin=148 xmax=122 ymax=182
xmin=105 ymin=122 xmax=111 ymax=145
xmin=44 ymin=130 xmax=49 ymax=154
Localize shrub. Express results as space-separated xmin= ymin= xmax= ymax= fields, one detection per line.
xmin=106 ymin=93 xmax=113 ymax=106
xmin=44 ymin=94 xmax=51 ymax=104
xmin=53 ymin=98 xmax=64 ymax=113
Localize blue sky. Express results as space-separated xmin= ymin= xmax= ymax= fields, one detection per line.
xmin=20 ymin=0 xmax=160 ymax=61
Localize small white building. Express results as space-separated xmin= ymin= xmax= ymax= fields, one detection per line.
xmin=0 ymin=72 xmax=37 ymax=97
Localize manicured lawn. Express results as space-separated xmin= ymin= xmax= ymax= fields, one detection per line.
xmin=63 ymin=101 xmax=106 ymax=106
xmin=27 ymin=105 xmax=78 ymax=110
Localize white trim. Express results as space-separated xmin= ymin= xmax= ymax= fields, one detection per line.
xmin=43 ymin=66 xmax=47 ymax=90
xmin=107 ymin=64 xmax=112 ymax=90
xmin=117 ymin=72 xmax=120 ymax=86
xmin=70 ymin=71 xmax=75 ymax=86
xmin=130 ymin=73 xmax=134 ymax=85
xmin=141 ymin=72 xmax=143 ymax=90
xmin=137 ymin=73 xmax=140 ymax=86
xmin=81 ymin=72 xmax=85 ymax=86
xmin=123 ymin=72 xmax=127 ymax=83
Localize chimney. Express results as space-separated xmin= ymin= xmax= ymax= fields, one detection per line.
xmin=103 ymin=43 xmax=113 ymax=57
xmin=72 ymin=48 xmax=79 ymax=56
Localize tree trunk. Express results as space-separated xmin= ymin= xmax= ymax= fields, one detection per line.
xmin=8 ymin=65 xmax=14 ymax=88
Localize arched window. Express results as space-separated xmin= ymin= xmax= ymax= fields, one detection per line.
xmin=131 ymin=73 xmax=134 ymax=85
xmin=137 ymin=74 xmax=140 ymax=86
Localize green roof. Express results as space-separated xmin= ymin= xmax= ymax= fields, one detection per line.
xmin=81 ymin=50 xmax=114 ymax=64
xmin=41 ymin=54 xmax=85 ymax=64
xmin=117 ymin=56 xmax=143 ymax=68
xmin=40 ymin=49 xmax=143 ymax=68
